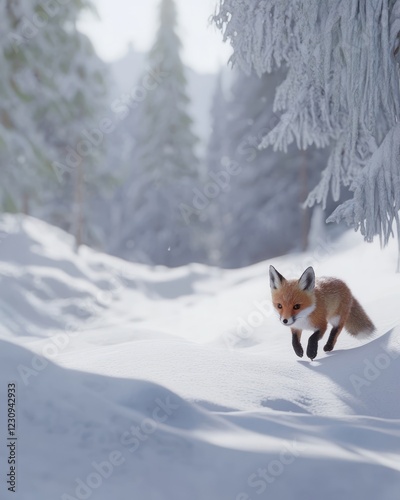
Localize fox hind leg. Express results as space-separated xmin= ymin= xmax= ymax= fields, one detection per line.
xmin=323 ymin=313 xmax=349 ymax=353
xmin=323 ymin=323 xmax=345 ymax=352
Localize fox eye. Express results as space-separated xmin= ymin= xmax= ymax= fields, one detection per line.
xmin=293 ymin=304 xmax=301 ymax=310
xmin=277 ymin=304 xmax=282 ymax=309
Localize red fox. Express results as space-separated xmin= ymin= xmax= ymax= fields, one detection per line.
xmin=269 ymin=266 xmax=375 ymax=360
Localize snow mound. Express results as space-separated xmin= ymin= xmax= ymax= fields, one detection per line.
xmin=1 ymin=215 xmax=400 ymax=500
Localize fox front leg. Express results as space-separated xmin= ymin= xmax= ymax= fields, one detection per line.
xmin=306 ymin=325 xmax=327 ymax=361
xmin=291 ymin=329 xmax=303 ymax=358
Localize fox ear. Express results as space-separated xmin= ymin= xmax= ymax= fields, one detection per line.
xmin=298 ymin=266 xmax=315 ymax=291
xmin=269 ymin=265 xmax=286 ymax=289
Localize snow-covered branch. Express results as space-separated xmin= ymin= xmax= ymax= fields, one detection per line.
xmin=214 ymin=0 xmax=400 ymax=249
xmin=328 ymin=122 xmax=400 ymax=246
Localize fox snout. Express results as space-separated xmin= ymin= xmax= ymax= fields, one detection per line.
xmin=273 ymin=300 xmax=313 ymax=327
xmin=272 ymin=307 xmax=296 ymax=325
xmin=275 ymin=312 xmax=296 ymax=326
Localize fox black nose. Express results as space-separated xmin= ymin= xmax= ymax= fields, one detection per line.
xmin=283 ymin=319 xmax=288 ymax=324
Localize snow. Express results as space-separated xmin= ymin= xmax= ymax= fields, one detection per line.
xmin=1 ymin=215 xmax=400 ymax=500
xmin=214 ymin=1 xmax=400 ymax=254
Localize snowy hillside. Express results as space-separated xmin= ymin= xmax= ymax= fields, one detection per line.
xmin=1 ymin=215 xmax=400 ymax=500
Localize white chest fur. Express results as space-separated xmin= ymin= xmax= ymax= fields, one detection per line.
xmin=292 ymin=304 xmax=316 ymax=331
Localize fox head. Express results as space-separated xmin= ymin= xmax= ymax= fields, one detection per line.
xmin=269 ymin=266 xmax=316 ymax=327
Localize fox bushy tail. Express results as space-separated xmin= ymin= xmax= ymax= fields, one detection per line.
xmin=345 ymin=298 xmax=375 ymax=336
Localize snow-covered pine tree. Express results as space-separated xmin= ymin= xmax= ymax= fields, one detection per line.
xmin=214 ymin=0 xmax=400 ymax=265
xmin=119 ymin=0 xmax=203 ymax=266
xmin=31 ymin=4 xmax=108 ymax=248
xmin=204 ymin=71 xmax=229 ymax=265
xmin=43 ymin=33 xmax=108 ymax=249
xmin=215 ymin=68 xmax=325 ymax=267
xmin=0 ymin=0 xmax=108 ymax=247
xmin=0 ymin=0 xmax=56 ymax=213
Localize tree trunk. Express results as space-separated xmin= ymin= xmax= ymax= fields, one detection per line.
xmin=397 ymin=218 xmax=400 ymax=273
xmin=299 ymin=150 xmax=310 ymax=252
xmin=72 ymin=162 xmax=84 ymax=250
xmin=22 ymin=192 xmax=30 ymax=215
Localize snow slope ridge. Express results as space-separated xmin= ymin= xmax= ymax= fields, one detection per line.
xmin=1 ymin=339 xmax=400 ymax=500
xmin=55 ymin=326 xmax=400 ymax=418
xmin=0 ymin=215 xmax=217 ymax=340
xmin=1 ymin=215 xmax=400 ymax=500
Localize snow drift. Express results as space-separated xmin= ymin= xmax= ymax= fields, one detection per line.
xmin=0 ymin=215 xmax=399 ymax=500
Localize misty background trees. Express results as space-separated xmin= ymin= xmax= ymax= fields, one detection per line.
xmin=1 ymin=0 xmax=399 ymax=268
xmin=115 ymin=0 xmax=205 ymax=266
xmin=214 ymin=0 xmax=400 ymax=269
xmin=212 ymin=69 xmax=328 ymax=267
xmin=2 ymin=0 xmax=109 ymax=248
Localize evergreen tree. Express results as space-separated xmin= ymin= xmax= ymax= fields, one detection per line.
xmin=204 ymin=71 xmax=229 ymax=265
xmin=215 ymin=69 xmax=326 ymax=267
xmin=119 ymin=0 xmax=203 ymax=266
xmin=214 ymin=0 xmax=400 ymax=263
xmin=0 ymin=0 xmax=55 ymax=213
xmin=0 ymin=0 xmax=108 ymax=248
xmin=41 ymin=30 xmax=108 ymax=248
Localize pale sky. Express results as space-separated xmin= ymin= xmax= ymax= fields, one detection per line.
xmin=79 ymin=0 xmax=232 ymax=74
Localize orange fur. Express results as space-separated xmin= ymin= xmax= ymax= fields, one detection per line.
xmin=269 ymin=266 xmax=375 ymax=360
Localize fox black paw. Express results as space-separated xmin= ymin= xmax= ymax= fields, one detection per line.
xmin=292 ymin=337 xmax=303 ymax=358
xmin=307 ymin=341 xmax=318 ymax=360
xmin=294 ymin=346 xmax=303 ymax=358
xmin=323 ymin=343 xmax=334 ymax=352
